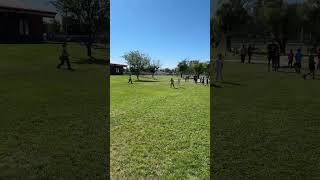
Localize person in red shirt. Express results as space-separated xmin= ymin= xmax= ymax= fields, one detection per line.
xmin=288 ymin=49 xmax=294 ymax=69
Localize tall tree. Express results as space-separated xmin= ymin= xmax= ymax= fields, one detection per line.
xmin=122 ymin=51 xmax=150 ymax=80
xmin=257 ymin=0 xmax=302 ymax=53
xmin=177 ymin=59 xmax=189 ymax=77
xmin=190 ymin=60 xmax=205 ymax=78
xmin=216 ymin=0 xmax=252 ymax=51
xmin=148 ymin=59 xmax=160 ymax=78
xmin=51 ymin=0 xmax=108 ymax=59
xmin=304 ymin=0 xmax=320 ymax=48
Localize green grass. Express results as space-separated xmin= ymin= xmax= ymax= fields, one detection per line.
xmin=110 ymin=76 xmax=210 ymax=178
xmin=213 ymin=62 xmax=320 ymax=179
xmin=0 ymin=43 xmax=107 ymax=179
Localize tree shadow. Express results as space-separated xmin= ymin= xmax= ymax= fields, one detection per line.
xmin=134 ymin=80 xmax=160 ymax=83
xmin=211 ymin=83 xmax=222 ymax=88
xmin=277 ymin=70 xmax=297 ymax=74
xmin=140 ymin=76 xmax=158 ymax=80
xmin=220 ymin=81 xmax=241 ymax=86
xmin=73 ymin=57 xmax=107 ymax=65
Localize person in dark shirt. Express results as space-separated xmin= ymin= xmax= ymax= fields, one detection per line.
xmin=288 ymin=49 xmax=294 ymax=69
xmin=240 ymin=44 xmax=246 ymax=63
xmin=303 ymin=50 xmax=316 ymax=80
xmin=170 ymin=78 xmax=175 ymax=88
xmin=248 ymin=44 xmax=253 ymax=64
xmin=128 ymin=75 xmax=133 ymax=84
xmin=274 ymin=45 xmax=280 ymax=72
xmin=267 ymin=41 xmax=276 ymax=72
xmin=57 ymin=42 xmax=73 ymax=70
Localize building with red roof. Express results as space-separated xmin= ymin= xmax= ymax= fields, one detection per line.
xmin=0 ymin=0 xmax=56 ymax=42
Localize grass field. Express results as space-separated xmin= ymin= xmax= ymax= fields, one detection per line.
xmin=110 ymin=75 xmax=210 ymax=178
xmin=213 ymin=62 xmax=320 ymax=179
xmin=0 ymin=43 xmax=107 ymax=179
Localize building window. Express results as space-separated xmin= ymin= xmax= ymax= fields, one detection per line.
xmin=19 ymin=19 xmax=24 ymax=35
xmin=19 ymin=19 xmax=30 ymax=35
xmin=116 ymin=68 xmax=120 ymax=73
xmin=24 ymin=20 xmax=29 ymax=35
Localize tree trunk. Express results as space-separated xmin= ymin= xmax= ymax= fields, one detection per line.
xmin=136 ymin=74 xmax=139 ymax=80
xmin=87 ymin=43 xmax=92 ymax=58
xmin=227 ymin=35 xmax=232 ymax=52
xmin=281 ymin=38 xmax=287 ymax=54
xmin=87 ymin=33 xmax=93 ymax=59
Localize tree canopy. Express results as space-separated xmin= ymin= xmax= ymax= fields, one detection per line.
xmin=122 ymin=51 xmax=150 ymax=80
xmin=51 ymin=0 xmax=109 ymax=59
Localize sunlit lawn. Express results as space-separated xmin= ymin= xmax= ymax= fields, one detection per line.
xmin=0 ymin=43 xmax=107 ymax=179
xmin=213 ymin=62 xmax=320 ymax=179
xmin=110 ymin=75 xmax=210 ymax=178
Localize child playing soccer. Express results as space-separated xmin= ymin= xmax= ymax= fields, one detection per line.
xmin=303 ymin=50 xmax=316 ymax=80
xmin=57 ymin=42 xmax=73 ymax=70
xmin=170 ymin=78 xmax=175 ymax=88
xmin=128 ymin=75 xmax=133 ymax=84
xmin=288 ymin=49 xmax=294 ymax=68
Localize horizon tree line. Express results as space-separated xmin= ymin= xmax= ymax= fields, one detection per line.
xmin=213 ymin=0 xmax=320 ymax=54
xmin=122 ymin=50 xmax=209 ymax=80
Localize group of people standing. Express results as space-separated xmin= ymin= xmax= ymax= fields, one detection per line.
xmin=288 ymin=48 xmax=319 ymax=80
xmin=193 ymin=75 xmax=209 ymax=85
xmin=240 ymin=44 xmax=254 ymax=64
xmin=287 ymin=48 xmax=303 ymax=73
xmin=170 ymin=76 xmax=209 ymax=88
xmin=267 ymin=40 xmax=320 ymax=80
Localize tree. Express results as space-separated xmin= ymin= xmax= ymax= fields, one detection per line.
xmin=256 ymin=0 xmax=302 ymax=53
xmin=122 ymin=51 xmax=149 ymax=80
xmin=189 ymin=60 xmax=205 ymax=78
xmin=304 ymin=0 xmax=320 ymax=48
xmin=148 ymin=60 xmax=160 ymax=78
xmin=177 ymin=59 xmax=189 ymax=77
xmin=216 ymin=0 xmax=252 ymax=51
xmin=203 ymin=61 xmax=210 ymax=77
xmin=163 ymin=68 xmax=172 ymax=74
xmin=51 ymin=0 xmax=108 ymax=59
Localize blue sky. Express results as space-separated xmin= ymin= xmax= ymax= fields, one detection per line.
xmin=111 ymin=0 xmax=210 ymax=69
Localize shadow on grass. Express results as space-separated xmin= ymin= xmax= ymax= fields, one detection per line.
xmin=211 ymin=83 xmax=222 ymax=88
xmin=134 ymin=80 xmax=160 ymax=83
xmin=277 ymin=70 xmax=297 ymax=74
xmin=220 ymin=81 xmax=241 ymax=86
xmin=140 ymin=76 xmax=158 ymax=79
xmin=73 ymin=58 xmax=107 ymax=65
